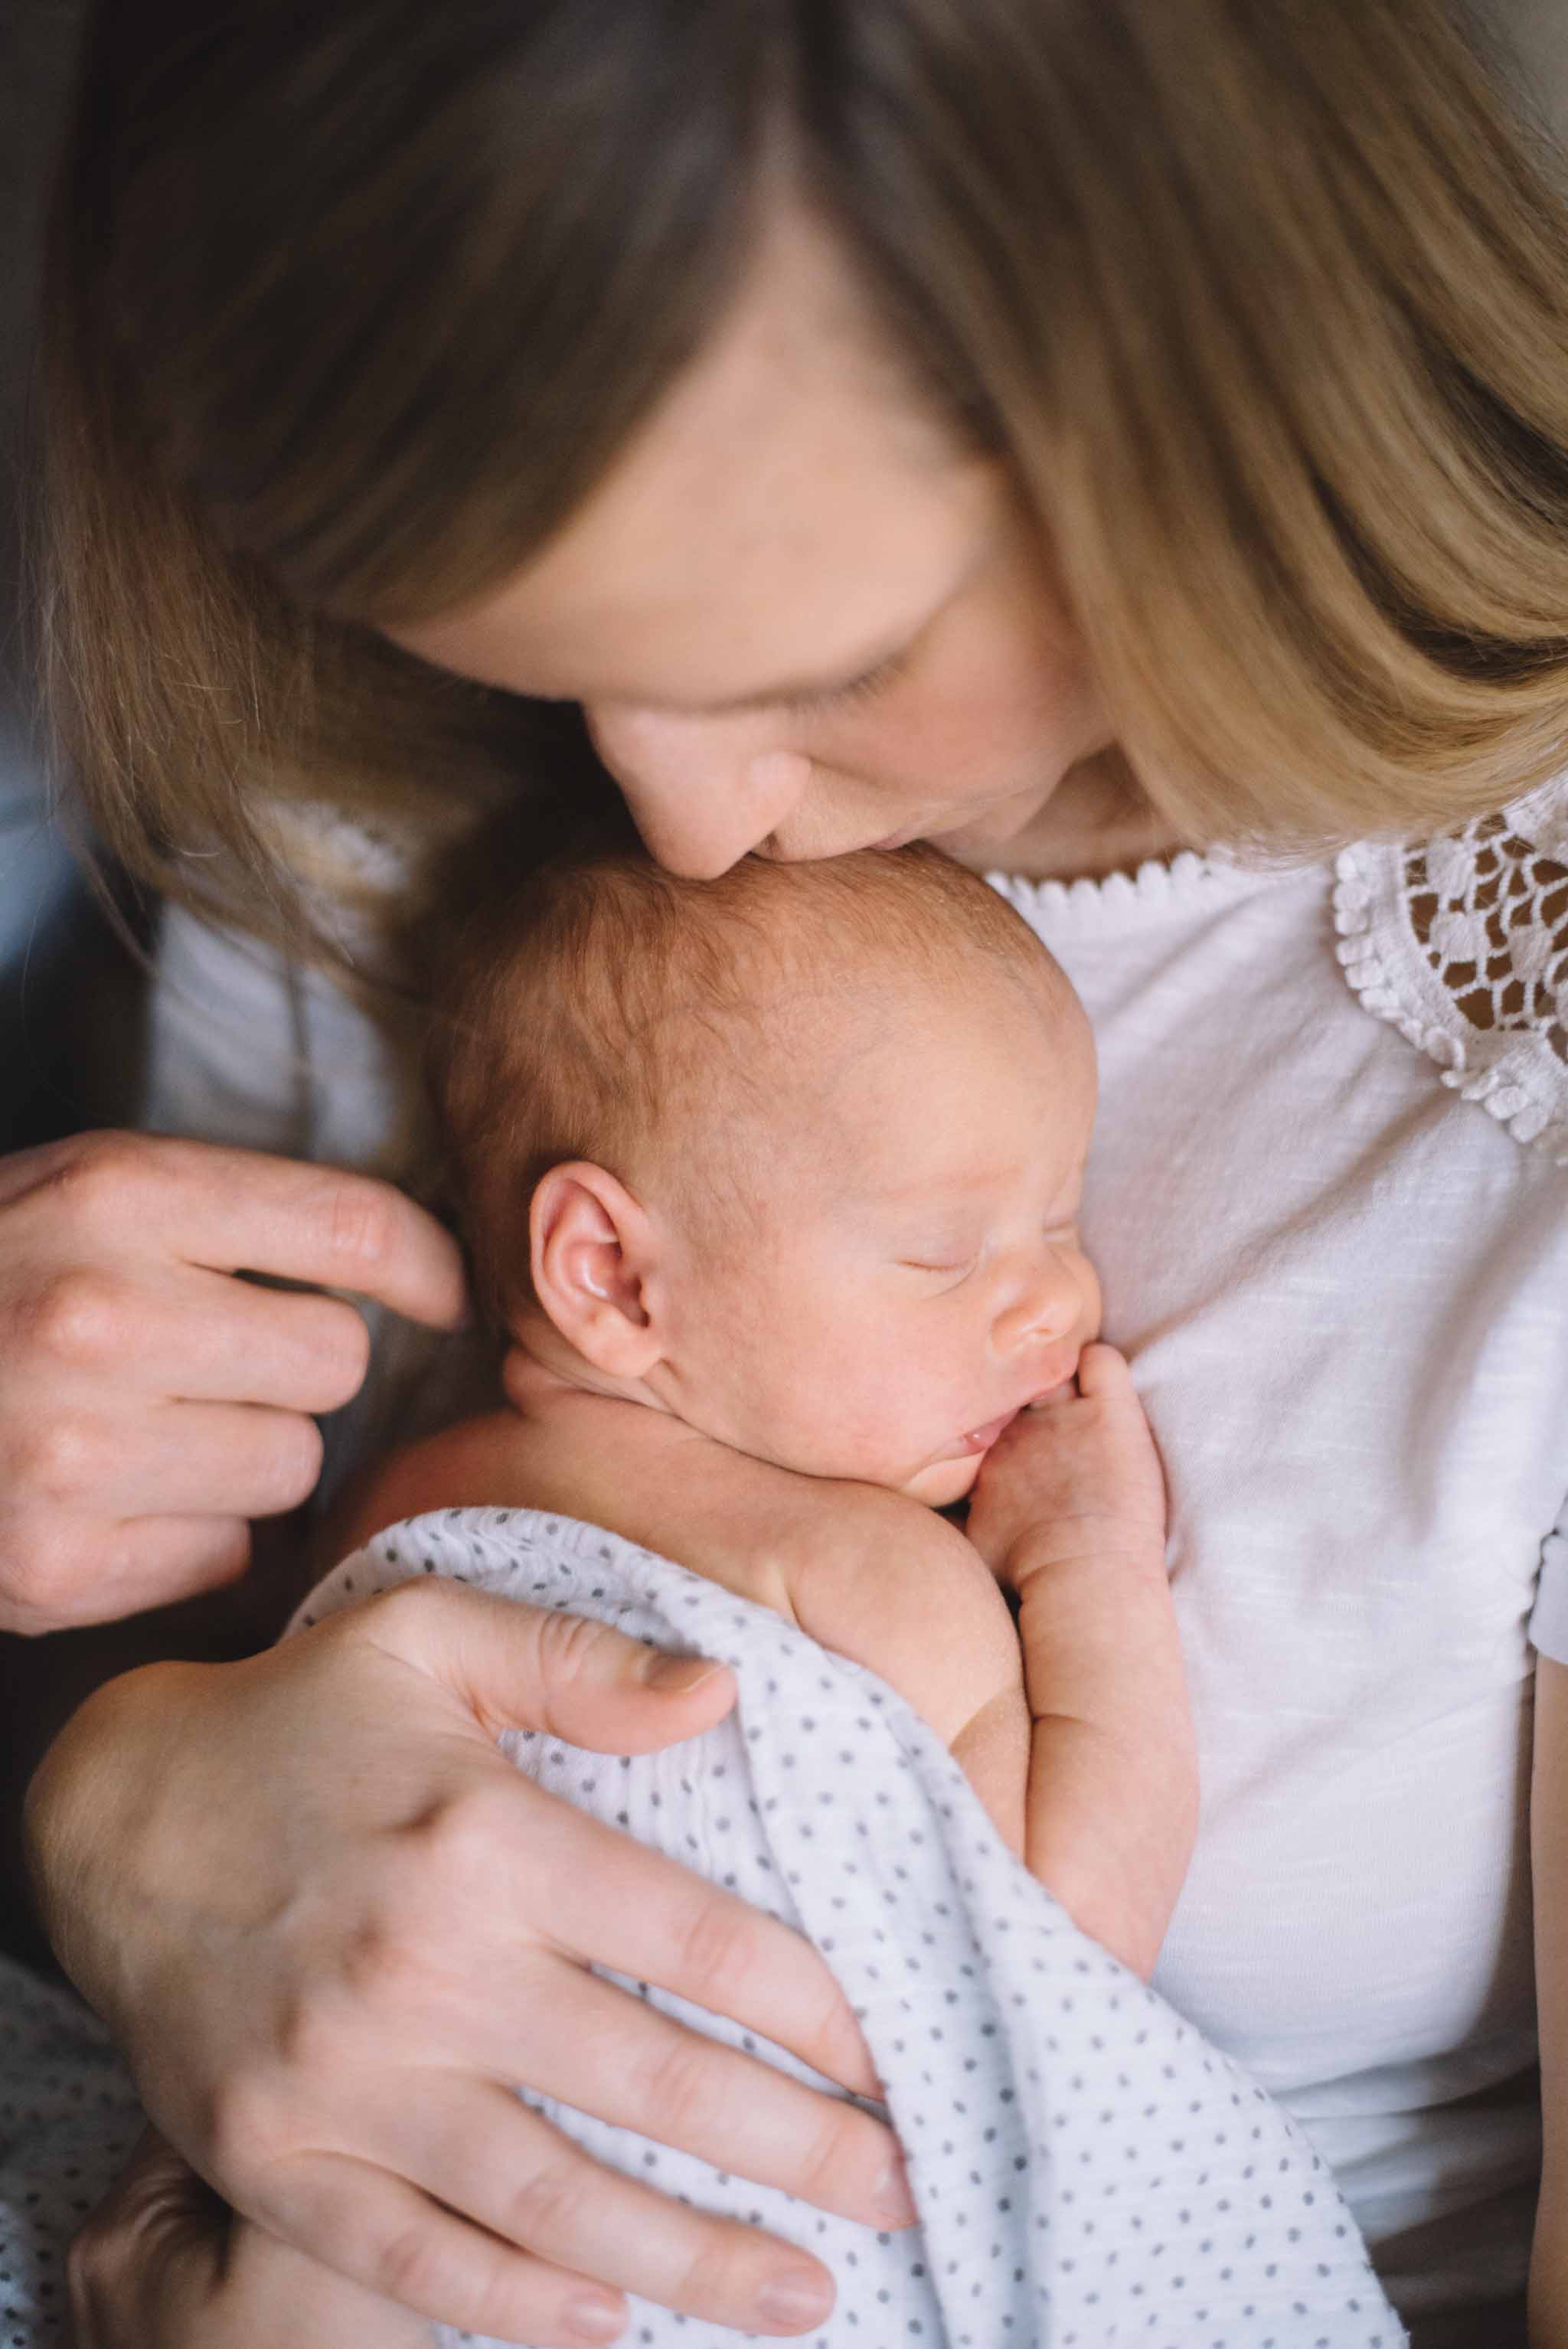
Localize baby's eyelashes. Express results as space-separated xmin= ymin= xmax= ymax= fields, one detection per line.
xmin=899 ymin=1254 xmax=979 ymax=1286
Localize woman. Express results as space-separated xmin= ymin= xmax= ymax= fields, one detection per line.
xmin=11 ymin=2 xmax=1568 ymax=2343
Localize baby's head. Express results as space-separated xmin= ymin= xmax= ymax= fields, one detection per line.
xmin=433 ymin=818 xmax=1100 ymax=1506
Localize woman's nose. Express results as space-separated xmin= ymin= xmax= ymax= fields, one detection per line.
xmin=586 ymin=703 xmax=812 ymax=878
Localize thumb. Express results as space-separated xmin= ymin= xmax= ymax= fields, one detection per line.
xmin=361 ymin=1577 xmax=738 ymax=1751
xmin=70 ymin=2129 xmax=227 ymax=2345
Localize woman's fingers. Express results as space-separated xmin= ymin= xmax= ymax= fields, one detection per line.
xmin=63 ymin=1516 xmax=255 ymax=1627
xmin=2 ymin=1399 xmax=322 ymax=1524
xmin=377 ymin=1959 xmax=905 ymax=2228
xmin=283 ymin=2106 xmax=839 ymax=2341
xmin=4 ymin=1131 xmax=469 ymax=1327
xmin=517 ymin=1794 xmax=883 ymax=2102
xmin=0 ymin=1129 xmax=468 ymax=1630
xmin=6 ymin=1262 xmax=378 ymax=1412
xmin=360 ymin=1583 xmax=880 ymax=2097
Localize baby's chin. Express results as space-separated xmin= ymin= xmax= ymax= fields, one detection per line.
xmin=900 ymin=1452 xmax=985 ymax=1509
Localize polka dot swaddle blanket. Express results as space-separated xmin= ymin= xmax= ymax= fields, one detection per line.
xmin=299 ymin=1508 xmax=1404 ymax=2349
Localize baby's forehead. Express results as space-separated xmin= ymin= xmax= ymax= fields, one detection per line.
xmin=673 ymin=925 xmax=1089 ymax=1160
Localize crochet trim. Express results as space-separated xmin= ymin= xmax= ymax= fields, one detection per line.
xmin=1334 ymin=779 xmax=1568 ymax=1162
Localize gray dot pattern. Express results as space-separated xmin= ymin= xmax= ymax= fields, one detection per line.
xmin=302 ymin=1509 xmax=1406 ymax=2349
xmin=0 ymin=1955 xmax=140 ymax=2346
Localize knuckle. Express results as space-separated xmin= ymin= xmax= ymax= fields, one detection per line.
xmin=496 ymin=2150 xmax=590 ymax=2255
xmin=322 ymin=1175 xmax=402 ymax=1277
xmin=46 ymin=1133 xmax=154 ymax=1230
xmin=305 ymin=1300 xmax=371 ymax=1403
xmin=256 ymin=1413 xmax=324 ymax=1512
xmin=360 ymin=1575 xmax=459 ymax=1650
xmin=14 ymin=1407 xmax=102 ymax=1506
xmin=537 ymin=1600 xmax=617 ymax=1685
xmin=205 ymin=2070 xmax=289 ymax=2188
xmin=675 ymin=2225 xmax=769 ymax=2321
xmin=371 ymin=2218 xmax=469 ymax=2315
xmin=675 ymin=1896 xmax=764 ymax=2016
xmin=636 ymin=2030 xmax=725 ymax=2142
xmin=0 ymin=1524 xmax=83 ymax=1629
xmin=18 ymin=1269 xmax=129 ymax=1371
xmin=795 ymin=2096 xmax=876 ymax=2210
xmin=335 ymin=1910 xmax=439 ymax=2018
xmin=405 ymin=1781 xmax=516 ymax=1899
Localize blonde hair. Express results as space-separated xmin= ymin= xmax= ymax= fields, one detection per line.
xmin=430 ymin=822 xmax=1059 ymax=1328
xmin=37 ymin=0 xmax=1568 ymax=972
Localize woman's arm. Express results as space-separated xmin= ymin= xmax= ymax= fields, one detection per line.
xmin=27 ymin=1575 xmax=912 ymax=2342
xmin=1531 ymin=1654 xmax=1568 ymax=2343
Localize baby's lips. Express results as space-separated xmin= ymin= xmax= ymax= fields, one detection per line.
xmin=959 ymin=1409 xmax=1023 ymax=1455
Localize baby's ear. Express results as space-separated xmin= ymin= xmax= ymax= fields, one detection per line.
xmin=530 ymin=1161 xmax=665 ymax=1379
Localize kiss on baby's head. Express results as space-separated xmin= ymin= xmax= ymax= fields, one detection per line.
xmin=432 ymin=811 xmax=1101 ymax=1504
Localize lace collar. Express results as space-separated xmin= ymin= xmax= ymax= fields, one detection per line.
xmin=1334 ymin=778 xmax=1568 ymax=1161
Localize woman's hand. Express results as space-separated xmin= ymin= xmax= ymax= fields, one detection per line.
xmin=28 ymin=1579 xmax=911 ymax=2344
xmin=70 ymin=2129 xmax=431 ymax=2349
xmin=0 ymin=1131 xmax=468 ymax=1634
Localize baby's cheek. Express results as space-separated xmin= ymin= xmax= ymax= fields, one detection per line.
xmin=903 ymin=1452 xmax=984 ymax=1508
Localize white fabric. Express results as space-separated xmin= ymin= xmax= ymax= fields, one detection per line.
xmin=299 ymin=1509 xmax=1403 ymax=2348
xmin=988 ymin=812 xmax=1568 ymax=2324
xmin=2 ymin=793 xmax=1562 ymax=2340
xmin=0 ymin=1955 xmax=140 ymax=2348
xmin=1334 ymin=778 xmax=1568 ymax=1158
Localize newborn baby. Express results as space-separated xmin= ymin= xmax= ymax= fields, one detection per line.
xmin=359 ymin=822 xmax=1195 ymax=1965
xmin=182 ymin=822 xmax=1396 ymax=2347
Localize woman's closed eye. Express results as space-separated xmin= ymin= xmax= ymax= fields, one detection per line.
xmin=789 ymin=646 xmax=912 ymax=717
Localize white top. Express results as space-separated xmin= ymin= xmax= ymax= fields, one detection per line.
xmin=992 ymin=799 xmax=1568 ymax=2324
xmin=145 ymin=789 xmax=1568 ymax=2327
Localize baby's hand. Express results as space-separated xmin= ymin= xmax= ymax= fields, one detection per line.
xmin=965 ymin=1343 xmax=1165 ymax=1589
xmin=964 ymin=1346 xmax=1196 ymax=1980
xmin=70 ymin=2129 xmax=431 ymax=2349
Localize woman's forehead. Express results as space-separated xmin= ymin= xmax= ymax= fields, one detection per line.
xmin=388 ymin=208 xmax=1004 ymax=709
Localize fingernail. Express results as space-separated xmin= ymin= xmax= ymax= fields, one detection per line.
xmin=754 ymin=2267 xmax=836 ymax=2331
xmin=563 ymin=2292 xmax=626 ymax=2344
xmin=874 ymin=2151 xmax=917 ymax=2225
xmin=642 ymin=1651 xmax=727 ymax=1694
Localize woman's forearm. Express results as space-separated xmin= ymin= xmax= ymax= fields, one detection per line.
xmin=2 ymin=1523 xmax=302 ymax=1965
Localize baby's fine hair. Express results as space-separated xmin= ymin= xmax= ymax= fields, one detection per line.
xmin=430 ymin=807 xmax=1060 ymax=1330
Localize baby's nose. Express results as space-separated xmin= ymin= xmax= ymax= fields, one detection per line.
xmin=994 ymin=1256 xmax=1080 ymax=1354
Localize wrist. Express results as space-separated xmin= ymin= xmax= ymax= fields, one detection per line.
xmin=1001 ymin=1519 xmax=1167 ymax=1597
xmin=24 ymin=1658 xmax=204 ymax=1997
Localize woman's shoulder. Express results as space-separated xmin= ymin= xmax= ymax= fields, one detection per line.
xmin=1334 ymin=773 xmax=1568 ymax=1161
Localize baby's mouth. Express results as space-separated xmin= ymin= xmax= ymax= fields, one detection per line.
xmin=956 ymin=1409 xmax=1023 ymax=1456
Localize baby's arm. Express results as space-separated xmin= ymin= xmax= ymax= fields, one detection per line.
xmin=330 ymin=1386 xmax=1031 ymax=1857
xmin=1530 ymin=1655 xmax=1568 ymax=2342
xmin=966 ymin=1345 xmax=1198 ymax=1982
